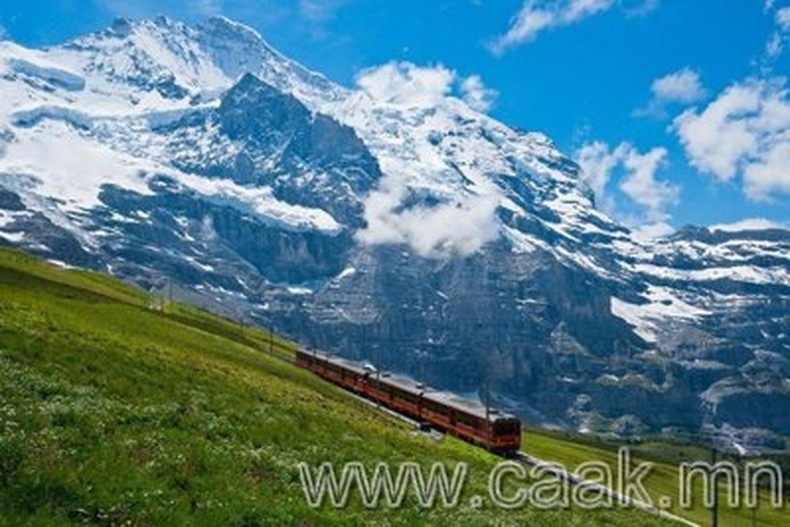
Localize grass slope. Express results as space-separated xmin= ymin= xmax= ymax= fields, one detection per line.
xmin=0 ymin=248 xmax=675 ymax=526
xmin=522 ymin=427 xmax=788 ymax=526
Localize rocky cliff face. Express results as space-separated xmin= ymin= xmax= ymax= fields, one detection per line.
xmin=0 ymin=16 xmax=787 ymax=451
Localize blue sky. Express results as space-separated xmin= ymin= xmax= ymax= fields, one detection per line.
xmin=2 ymin=0 xmax=789 ymax=233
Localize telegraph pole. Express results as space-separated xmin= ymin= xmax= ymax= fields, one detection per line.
xmin=711 ymin=447 xmax=719 ymax=527
xmin=375 ymin=343 xmax=381 ymax=409
xmin=484 ymin=379 xmax=491 ymax=445
xmin=369 ymin=312 xmax=382 ymax=408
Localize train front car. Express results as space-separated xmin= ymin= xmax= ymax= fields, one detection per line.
xmin=421 ymin=390 xmax=522 ymax=456
xmin=295 ymin=348 xmax=313 ymax=370
xmin=488 ymin=414 xmax=522 ymax=456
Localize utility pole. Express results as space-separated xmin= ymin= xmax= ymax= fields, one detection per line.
xmin=734 ymin=452 xmax=756 ymax=527
xmin=367 ymin=312 xmax=382 ymax=408
xmin=711 ymin=447 xmax=719 ymax=527
xmin=484 ymin=378 xmax=491 ymax=445
xmin=360 ymin=322 xmax=366 ymax=362
xmin=375 ymin=343 xmax=381 ymax=409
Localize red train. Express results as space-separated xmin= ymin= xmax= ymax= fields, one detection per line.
xmin=296 ymin=348 xmax=521 ymax=455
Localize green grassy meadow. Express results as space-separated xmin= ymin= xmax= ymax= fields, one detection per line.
xmin=521 ymin=427 xmax=788 ymax=526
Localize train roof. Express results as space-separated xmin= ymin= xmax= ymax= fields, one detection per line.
xmin=298 ymin=348 xmax=519 ymax=423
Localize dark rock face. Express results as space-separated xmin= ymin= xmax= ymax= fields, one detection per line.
xmin=97 ymin=184 xmax=354 ymax=286
xmin=163 ymin=75 xmax=380 ymax=228
xmin=0 ymin=188 xmax=25 ymax=211
xmin=261 ymin=241 xmax=701 ymax=434
xmin=1 ymin=210 xmax=96 ymax=268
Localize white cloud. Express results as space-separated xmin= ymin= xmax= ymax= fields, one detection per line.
xmin=299 ymin=0 xmax=343 ymax=21
xmin=97 ymin=0 xmax=224 ymax=18
xmin=574 ymin=140 xmax=620 ymax=212
xmin=490 ymin=0 xmax=658 ymax=53
xmin=652 ymin=69 xmax=706 ymax=104
xmin=491 ymin=0 xmax=615 ymax=53
xmin=357 ymin=182 xmax=502 ymax=258
xmin=293 ymin=0 xmax=353 ymax=40
xmin=356 ymin=62 xmax=456 ymax=107
xmin=674 ymin=83 xmax=761 ymax=182
xmin=674 ymin=77 xmax=790 ymax=200
xmin=621 ymin=0 xmax=660 ymax=18
xmin=777 ymin=7 xmax=790 ymax=30
xmin=634 ymin=68 xmax=706 ymax=118
xmin=194 ymin=0 xmax=223 ymax=15
xmin=710 ymin=217 xmax=787 ymax=232
xmin=766 ymin=32 xmax=784 ymax=58
xmin=631 ymin=221 xmax=674 ymax=239
xmin=574 ymin=141 xmax=678 ymax=237
xmin=742 ymin=141 xmax=790 ymax=198
xmin=460 ymin=75 xmax=498 ymax=112
xmin=356 ymin=62 xmax=498 ymax=114
xmin=619 ymin=144 xmax=677 ymax=220
xmin=763 ymin=4 xmax=790 ymax=61
xmin=353 ymin=63 xmax=504 ymax=256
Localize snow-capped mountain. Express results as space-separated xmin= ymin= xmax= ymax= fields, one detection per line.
xmin=0 ymin=16 xmax=788 ymax=450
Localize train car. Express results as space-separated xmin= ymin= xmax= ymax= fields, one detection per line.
xmin=296 ymin=348 xmax=521 ymax=455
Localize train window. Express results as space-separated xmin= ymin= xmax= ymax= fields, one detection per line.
xmin=424 ymin=399 xmax=449 ymax=416
xmin=456 ymin=412 xmax=484 ymax=429
xmin=386 ymin=384 xmax=414 ymax=403
xmin=492 ymin=420 xmax=520 ymax=435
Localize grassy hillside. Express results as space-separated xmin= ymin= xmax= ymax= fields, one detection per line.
xmin=0 ymin=249 xmax=678 ymax=526
xmin=522 ymin=428 xmax=788 ymax=526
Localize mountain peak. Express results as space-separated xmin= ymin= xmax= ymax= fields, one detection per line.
xmin=88 ymin=14 xmax=190 ymax=42
xmin=200 ymin=15 xmax=267 ymax=46
xmin=52 ymin=14 xmax=346 ymax=107
xmin=108 ymin=16 xmax=134 ymax=37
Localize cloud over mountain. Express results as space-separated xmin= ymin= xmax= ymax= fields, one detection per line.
xmin=575 ymin=141 xmax=678 ymax=237
xmin=634 ymin=68 xmax=706 ymax=119
xmin=674 ymin=77 xmax=790 ymax=200
xmin=490 ymin=0 xmax=658 ymax=53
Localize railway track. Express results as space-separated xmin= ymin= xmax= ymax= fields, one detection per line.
xmin=513 ymin=452 xmax=700 ymax=527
